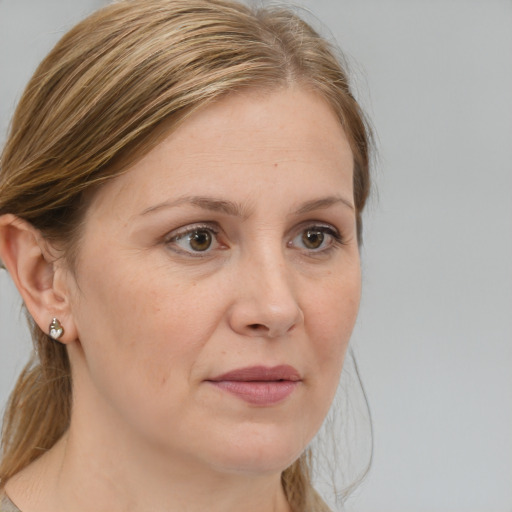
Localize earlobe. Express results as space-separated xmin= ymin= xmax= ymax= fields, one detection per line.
xmin=0 ymin=214 xmax=77 ymax=343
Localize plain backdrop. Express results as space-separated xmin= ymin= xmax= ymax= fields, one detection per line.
xmin=0 ymin=1 xmax=511 ymax=511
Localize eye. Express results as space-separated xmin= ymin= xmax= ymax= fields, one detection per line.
xmin=301 ymin=229 xmax=326 ymax=250
xmin=289 ymin=225 xmax=343 ymax=252
xmin=166 ymin=225 xmax=221 ymax=255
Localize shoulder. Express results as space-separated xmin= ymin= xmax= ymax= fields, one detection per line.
xmin=0 ymin=492 xmax=22 ymax=512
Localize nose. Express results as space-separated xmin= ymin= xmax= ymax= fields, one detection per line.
xmin=227 ymin=253 xmax=304 ymax=339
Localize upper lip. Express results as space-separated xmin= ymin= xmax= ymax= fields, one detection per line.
xmin=208 ymin=365 xmax=301 ymax=382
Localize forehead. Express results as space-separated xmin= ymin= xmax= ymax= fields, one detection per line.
xmin=87 ymin=87 xmax=354 ymax=219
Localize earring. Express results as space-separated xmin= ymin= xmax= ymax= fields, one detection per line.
xmin=49 ymin=318 xmax=64 ymax=340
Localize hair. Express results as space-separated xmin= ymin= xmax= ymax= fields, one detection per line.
xmin=0 ymin=1 xmax=372 ymax=509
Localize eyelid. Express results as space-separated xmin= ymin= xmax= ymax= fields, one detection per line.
xmin=288 ymin=222 xmax=345 ymax=251
xmin=164 ymin=222 xmax=223 ymax=256
xmin=162 ymin=220 xmax=346 ymax=257
xmin=164 ymin=222 xmax=220 ymax=240
xmin=291 ymin=221 xmax=343 ymax=239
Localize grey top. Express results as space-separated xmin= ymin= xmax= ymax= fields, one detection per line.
xmin=0 ymin=494 xmax=21 ymax=512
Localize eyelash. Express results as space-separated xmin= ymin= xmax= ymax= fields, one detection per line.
xmin=289 ymin=224 xmax=346 ymax=254
xmin=164 ymin=223 xmax=222 ymax=257
xmin=164 ymin=222 xmax=345 ymax=257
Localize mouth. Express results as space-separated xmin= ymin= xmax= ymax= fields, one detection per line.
xmin=206 ymin=365 xmax=302 ymax=406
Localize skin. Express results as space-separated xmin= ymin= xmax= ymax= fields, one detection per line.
xmin=1 ymin=87 xmax=361 ymax=512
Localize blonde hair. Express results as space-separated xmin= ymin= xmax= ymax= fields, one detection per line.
xmin=0 ymin=1 xmax=371 ymax=509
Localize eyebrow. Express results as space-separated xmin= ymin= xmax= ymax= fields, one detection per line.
xmin=294 ymin=196 xmax=354 ymax=214
xmin=140 ymin=196 xmax=250 ymax=218
xmin=139 ymin=194 xmax=354 ymax=218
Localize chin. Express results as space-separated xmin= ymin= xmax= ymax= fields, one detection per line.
xmin=213 ymin=450 xmax=303 ymax=476
xmin=202 ymin=424 xmax=311 ymax=475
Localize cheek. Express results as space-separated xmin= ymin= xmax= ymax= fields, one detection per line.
xmin=289 ymin=273 xmax=360 ymax=447
xmin=71 ymin=247 xmax=234 ymax=396
xmin=302 ymin=265 xmax=361 ymax=419
xmin=307 ymin=270 xmax=361 ymax=359
xmin=70 ymin=255 xmax=204 ymax=391
xmin=68 ymin=269 xmax=222 ymax=445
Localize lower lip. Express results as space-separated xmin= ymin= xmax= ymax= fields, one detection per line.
xmin=209 ymin=380 xmax=299 ymax=405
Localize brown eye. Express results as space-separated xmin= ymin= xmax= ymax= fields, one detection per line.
xmin=301 ymin=229 xmax=325 ymax=249
xmin=170 ymin=227 xmax=218 ymax=255
xmin=187 ymin=230 xmax=212 ymax=251
xmin=290 ymin=225 xmax=342 ymax=253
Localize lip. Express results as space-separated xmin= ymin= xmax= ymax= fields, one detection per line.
xmin=207 ymin=365 xmax=301 ymax=406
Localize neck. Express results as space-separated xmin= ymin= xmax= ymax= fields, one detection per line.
xmin=6 ymin=419 xmax=292 ymax=512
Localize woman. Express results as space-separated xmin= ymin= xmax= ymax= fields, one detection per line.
xmin=0 ymin=1 xmax=371 ymax=511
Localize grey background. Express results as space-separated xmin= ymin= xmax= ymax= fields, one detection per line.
xmin=1 ymin=1 xmax=511 ymax=511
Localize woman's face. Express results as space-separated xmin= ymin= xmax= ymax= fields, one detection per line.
xmin=64 ymin=87 xmax=361 ymax=475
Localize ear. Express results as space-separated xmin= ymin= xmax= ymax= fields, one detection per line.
xmin=0 ymin=214 xmax=78 ymax=344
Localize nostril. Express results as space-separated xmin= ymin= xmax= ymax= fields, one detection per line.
xmin=248 ymin=323 xmax=267 ymax=332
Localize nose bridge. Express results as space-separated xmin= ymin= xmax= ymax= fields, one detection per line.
xmin=251 ymin=245 xmax=294 ymax=305
xmin=229 ymin=239 xmax=303 ymax=338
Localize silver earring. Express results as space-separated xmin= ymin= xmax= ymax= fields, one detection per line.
xmin=49 ymin=318 xmax=64 ymax=340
